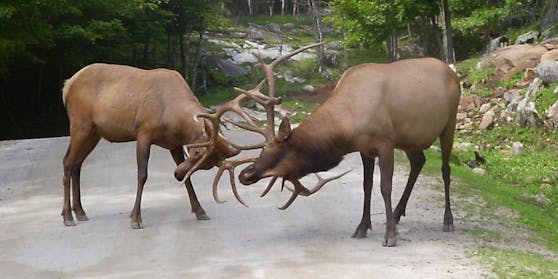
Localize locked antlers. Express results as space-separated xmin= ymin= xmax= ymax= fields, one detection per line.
xmin=181 ymin=42 xmax=323 ymax=206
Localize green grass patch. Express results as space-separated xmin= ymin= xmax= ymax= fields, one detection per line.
xmin=473 ymin=247 xmax=558 ymax=278
xmin=422 ymin=142 xmax=558 ymax=254
xmin=282 ymin=98 xmax=319 ymax=123
xmin=535 ymin=83 xmax=558 ymax=115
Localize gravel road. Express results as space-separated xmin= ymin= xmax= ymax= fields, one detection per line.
xmin=0 ymin=131 xmax=486 ymax=278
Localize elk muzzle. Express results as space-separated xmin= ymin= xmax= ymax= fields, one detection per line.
xmin=239 ymin=164 xmax=259 ymax=185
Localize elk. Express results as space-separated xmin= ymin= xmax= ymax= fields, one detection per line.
xmin=238 ymin=57 xmax=461 ymax=247
xmin=61 ymin=63 xmax=240 ymax=229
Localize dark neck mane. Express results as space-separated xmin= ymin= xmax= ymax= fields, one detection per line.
xmin=288 ymin=118 xmax=347 ymax=175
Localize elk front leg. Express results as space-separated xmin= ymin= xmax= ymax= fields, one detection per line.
xmin=170 ymin=148 xmax=210 ymax=220
xmin=394 ymin=151 xmax=426 ymax=223
xmin=352 ymin=153 xmax=375 ymax=238
xmin=131 ymin=139 xmax=151 ymax=229
xmin=379 ymin=147 xmax=397 ymax=247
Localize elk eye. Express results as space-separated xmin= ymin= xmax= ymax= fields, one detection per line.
xmin=195 ymin=150 xmax=200 ymax=155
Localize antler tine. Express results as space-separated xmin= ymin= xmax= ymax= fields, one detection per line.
xmin=260 ymin=176 xmax=279 ymax=198
xmin=277 ymin=170 xmax=351 ymax=210
xmin=211 ymin=157 xmax=258 ymax=207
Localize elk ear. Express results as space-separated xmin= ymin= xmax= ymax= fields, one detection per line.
xmin=276 ymin=117 xmax=292 ymax=142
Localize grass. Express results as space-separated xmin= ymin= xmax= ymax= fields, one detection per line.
xmin=419 ymin=145 xmax=558 ymax=277
xmin=473 ymin=247 xmax=558 ymax=278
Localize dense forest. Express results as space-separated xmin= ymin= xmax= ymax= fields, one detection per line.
xmin=1 ymin=0 xmax=557 ymax=139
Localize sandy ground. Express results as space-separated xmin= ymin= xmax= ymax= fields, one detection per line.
xmin=0 ymin=131 xmax=488 ymax=278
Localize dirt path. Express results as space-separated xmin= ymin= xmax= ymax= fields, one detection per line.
xmin=0 ymin=132 xmax=488 ymax=278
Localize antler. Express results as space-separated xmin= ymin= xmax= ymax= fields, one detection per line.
xmin=181 ymin=42 xmax=324 ymax=206
xmin=276 ymin=170 xmax=351 ymax=210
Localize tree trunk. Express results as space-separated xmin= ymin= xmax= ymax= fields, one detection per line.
xmin=386 ymin=29 xmax=398 ymax=62
xmin=310 ymin=0 xmax=324 ymax=72
xmin=442 ymin=0 xmax=455 ymax=64
xmin=191 ymin=31 xmax=204 ymax=92
xmin=248 ymin=0 xmax=253 ymax=16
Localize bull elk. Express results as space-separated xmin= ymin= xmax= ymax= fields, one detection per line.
xmin=61 ymin=63 xmax=240 ymax=229
xmin=238 ymin=58 xmax=461 ymax=247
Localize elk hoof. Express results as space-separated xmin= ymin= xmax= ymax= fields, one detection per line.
xmin=195 ymin=213 xmax=211 ymax=221
xmin=383 ymin=237 xmax=397 ymax=247
xmin=64 ymin=220 xmax=76 ymax=227
xmin=351 ymin=223 xmax=371 ymax=239
xmin=131 ymin=221 xmax=144 ymax=229
xmin=75 ymin=212 xmax=89 ymax=221
xmin=443 ymin=224 xmax=455 ymax=232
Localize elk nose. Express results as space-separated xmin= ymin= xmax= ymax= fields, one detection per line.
xmin=239 ymin=165 xmax=256 ymax=185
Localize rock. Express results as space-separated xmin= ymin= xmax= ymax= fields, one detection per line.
xmin=541 ymin=48 xmax=558 ymax=61
xmin=267 ymin=23 xmax=282 ymax=33
xmin=554 ymin=87 xmax=558 ymax=94
xmin=537 ymin=60 xmax=558 ymax=84
xmin=283 ymin=71 xmax=306 ymax=83
xmin=459 ymin=95 xmax=482 ymax=111
xmin=302 ymin=85 xmax=315 ymax=93
xmin=534 ymin=193 xmax=549 ymax=203
xmin=515 ymin=31 xmax=539 ymax=45
xmin=282 ymin=23 xmax=295 ymax=31
xmin=487 ymin=35 xmax=510 ymax=52
xmin=472 ymin=168 xmax=486 ymax=175
xmin=506 ymin=78 xmax=544 ymax=128
xmin=511 ymin=141 xmax=524 ymax=155
xmin=479 ymin=110 xmax=496 ymax=129
xmin=546 ymin=100 xmax=558 ymax=128
xmin=456 ymin=112 xmax=467 ymax=121
xmin=479 ymin=103 xmax=492 ymax=114
xmin=504 ymin=89 xmax=521 ymax=103
xmin=454 ymin=142 xmax=474 ymax=150
xmin=322 ymin=51 xmax=339 ymax=68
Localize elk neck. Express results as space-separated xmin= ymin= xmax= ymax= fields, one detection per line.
xmin=286 ymin=115 xmax=349 ymax=176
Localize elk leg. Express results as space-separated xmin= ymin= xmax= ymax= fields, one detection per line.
xmin=170 ymin=148 xmax=210 ymax=220
xmin=440 ymin=126 xmax=455 ymax=232
xmin=71 ymin=164 xmax=89 ymax=221
xmin=131 ymin=139 xmax=151 ymax=229
xmin=378 ymin=147 xmax=397 ymax=247
xmin=352 ymin=153 xmax=375 ymax=238
xmin=62 ymin=129 xmax=100 ymax=226
xmin=394 ymin=151 xmax=426 ymax=223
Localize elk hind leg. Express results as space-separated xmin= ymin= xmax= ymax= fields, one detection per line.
xmin=394 ymin=151 xmax=426 ymax=223
xmin=170 ymin=147 xmax=210 ymax=220
xmin=378 ymin=147 xmax=397 ymax=247
xmin=130 ymin=138 xmax=151 ymax=229
xmin=62 ymin=129 xmax=100 ymax=226
xmin=352 ymin=153 xmax=375 ymax=238
xmin=440 ymin=125 xmax=456 ymax=232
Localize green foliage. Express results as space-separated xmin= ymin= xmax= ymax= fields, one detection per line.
xmin=450 ymin=0 xmax=524 ymax=35
xmin=468 ymin=67 xmax=494 ymax=85
xmin=498 ymin=72 xmax=523 ymax=90
xmin=535 ymin=83 xmax=558 ymax=116
xmin=475 ymin=247 xmax=558 ymax=278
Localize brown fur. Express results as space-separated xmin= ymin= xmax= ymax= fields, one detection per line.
xmin=240 ymin=58 xmax=461 ymax=246
xmin=61 ymin=63 xmax=237 ymax=228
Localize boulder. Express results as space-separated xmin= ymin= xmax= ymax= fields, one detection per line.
xmin=536 ymin=60 xmax=558 ymax=83
xmin=515 ymin=31 xmax=539 ymax=45
xmin=546 ymin=100 xmax=558 ymax=128
xmin=479 ymin=110 xmax=496 ymax=129
xmin=511 ymin=141 xmax=524 ymax=155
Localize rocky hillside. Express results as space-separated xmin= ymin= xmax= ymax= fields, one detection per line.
xmin=457 ymin=36 xmax=558 ymax=134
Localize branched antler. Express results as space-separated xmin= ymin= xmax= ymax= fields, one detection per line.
xmin=277 ymin=170 xmax=351 ymax=210
xmin=180 ymin=42 xmax=324 ymax=206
